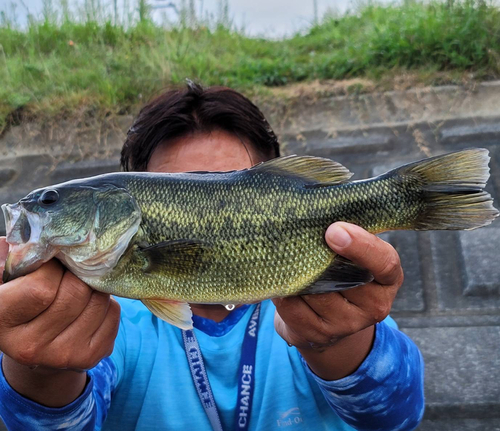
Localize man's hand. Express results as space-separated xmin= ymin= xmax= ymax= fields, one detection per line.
xmin=273 ymin=222 xmax=404 ymax=380
xmin=0 ymin=237 xmax=121 ymax=407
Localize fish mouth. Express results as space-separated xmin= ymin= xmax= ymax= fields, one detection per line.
xmin=2 ymin=203 xmax=57 ymax=282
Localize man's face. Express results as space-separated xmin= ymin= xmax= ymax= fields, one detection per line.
xmin=147 ymin=129 xmax=262 ymax=173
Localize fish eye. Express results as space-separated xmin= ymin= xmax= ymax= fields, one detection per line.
xmin=39 ymin=189 xmax=59 ymax=206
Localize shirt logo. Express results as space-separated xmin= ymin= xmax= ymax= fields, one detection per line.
xmin=276 ymin=407 xmax=303 ymax=427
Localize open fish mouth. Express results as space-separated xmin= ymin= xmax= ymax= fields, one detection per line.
xmin=1 ymin=203 xmax=57 ymax=282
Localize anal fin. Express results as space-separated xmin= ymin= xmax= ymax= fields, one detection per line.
xmin=142 ymin=299 xmax=193 ymax=329
xmin=301 ymin=255 xmax=373 ymax=294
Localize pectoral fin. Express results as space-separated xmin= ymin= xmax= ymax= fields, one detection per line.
xmin=301 ymin=255 xmax=373 ymax=294
xmin=139 ymin=239 xmax=211 ymax=276
xmin=142 ymin=299 xmax=193 ymax=329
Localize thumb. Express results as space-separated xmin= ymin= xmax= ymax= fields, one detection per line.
xmin=325 ymin=222 xmax=403 ymax=286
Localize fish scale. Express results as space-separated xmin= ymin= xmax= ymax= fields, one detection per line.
xmin=89 ymin=167 xmax=437 ymax=302
xmin=2 ymin=149 xmax=498 ymax=329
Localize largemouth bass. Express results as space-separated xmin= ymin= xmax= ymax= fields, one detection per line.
xmin=2 ymin=149 xmax=498 ymax=329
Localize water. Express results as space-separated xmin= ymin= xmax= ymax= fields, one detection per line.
xmin=2 ymin=0 xmax=364 ymax=38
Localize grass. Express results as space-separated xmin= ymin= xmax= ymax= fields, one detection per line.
xmin=1 ymin=0 xmax=500 ymax=132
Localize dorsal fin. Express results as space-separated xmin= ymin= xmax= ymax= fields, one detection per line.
xmin=250 ymin=155 xmax=353 ymax=186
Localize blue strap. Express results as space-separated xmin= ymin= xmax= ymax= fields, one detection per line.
xmin=235 ymin=303 xmax=260 ymax=430
xmin=183 ymin=329 xmax=224 ymax=431
xmin=183 ymin=304 xmax=261 ymax=431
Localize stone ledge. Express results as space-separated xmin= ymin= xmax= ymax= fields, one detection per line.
xmin=395 ymin=314 xmax=500 ymax=328
xmin=402 ymin=326 xmax=500 ymax=419
xmin=418 ymin=418 xmax=500 ymax=431
xmin=379 ymin=231 xmax=425 ymax=313
xmin=430 ymin=229 xmax=500 ymax=312
xmin=275 ymin=81 xmax=500 ymax=135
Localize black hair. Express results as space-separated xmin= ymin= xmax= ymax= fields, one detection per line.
xmin=120 ymin=81 xmax=280 ymax=171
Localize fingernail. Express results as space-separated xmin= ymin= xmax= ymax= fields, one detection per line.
xmin=329 ymin=225 xmax=351 ymax=248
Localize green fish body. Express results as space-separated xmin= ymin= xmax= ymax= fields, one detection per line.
xmin=3 ymin=149 xmax=498 ymax=329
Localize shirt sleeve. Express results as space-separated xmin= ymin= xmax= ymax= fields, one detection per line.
xmin=303 ymin=320 xmax=425 ymax=431
xmin=0 ymin=356 xmax=118 ymax=431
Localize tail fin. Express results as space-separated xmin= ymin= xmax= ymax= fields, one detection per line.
xmin=394 ymin=148 xmax=499 ymax=230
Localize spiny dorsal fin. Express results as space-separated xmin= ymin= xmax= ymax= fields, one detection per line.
xmin=251 ymin=155 xmax=353 ymax=186
xmin=138 ymin=239 xmax=212 ymax=276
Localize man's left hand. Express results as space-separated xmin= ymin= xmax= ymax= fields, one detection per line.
xmin=273 ymin=222 xmax=404 ymax=380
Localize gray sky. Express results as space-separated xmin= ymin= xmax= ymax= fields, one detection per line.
xmin=3 ymin=0 xmax=366 ymax=37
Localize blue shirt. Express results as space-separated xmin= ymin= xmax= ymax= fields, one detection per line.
xmin=0 ymin=299 xmax=424 ymax=430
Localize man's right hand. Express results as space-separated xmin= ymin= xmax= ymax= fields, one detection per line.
xmin=0 ymin=237 xmax=121 ymax=407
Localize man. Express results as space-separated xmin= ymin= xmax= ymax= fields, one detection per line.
xmin=0 ymin=82 xmax=424 ymax=430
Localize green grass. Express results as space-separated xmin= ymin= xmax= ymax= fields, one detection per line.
xmin=1 ymin=0 xmax=500 ymax=131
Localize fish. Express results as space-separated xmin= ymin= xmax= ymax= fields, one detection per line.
xmin=2 ymin=148 xmax=498 ymax=329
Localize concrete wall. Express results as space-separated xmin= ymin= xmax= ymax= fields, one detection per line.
xmin=1 ymin=82 xmax=500 ymax=430
xmin=277 ymin=82 xmax=500 ymax=429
